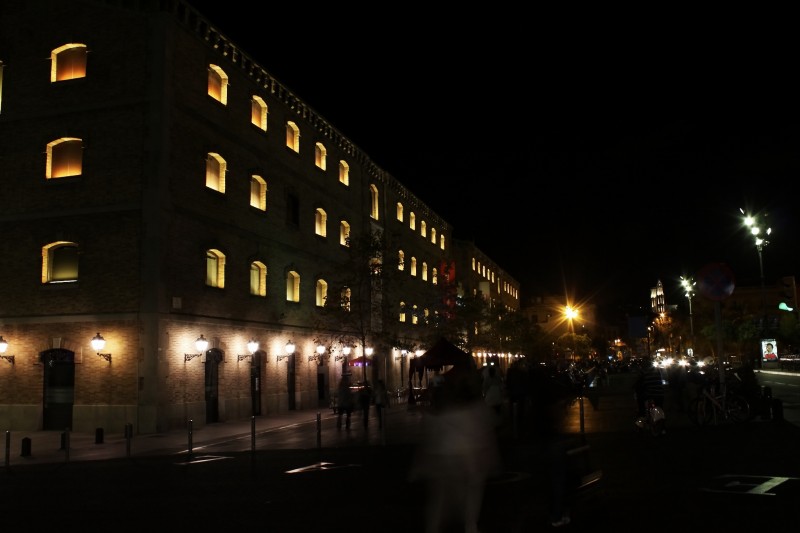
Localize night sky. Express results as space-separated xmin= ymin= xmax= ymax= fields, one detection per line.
xmin=184 ymin=2 xmax=800 ymax=315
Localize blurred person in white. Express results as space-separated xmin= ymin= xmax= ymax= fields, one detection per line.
xmin=409 ymin=362 xmax=501 ymax=533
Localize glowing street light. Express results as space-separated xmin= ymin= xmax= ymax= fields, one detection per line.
xmin=680 ymin=276 xmax=696 ymax=342
xmin=740 ymin=208 xmax=771 ymax=334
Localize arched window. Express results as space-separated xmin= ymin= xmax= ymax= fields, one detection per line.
xmin=250 ymin=261 xmax=267 ymax=296
xmin=410 ymin=257 xmax=417 ymax=276
xmin=338 ymin=160 xmax=350 ymax=185
xmin=396 ymin=202 xmax=404 ymax=222
xmin=409 ymin=212 xmax=416 ymax=230
xmin=208 ymin=64 xmax=228 ymax=104
xmin=412 ymin=305 xmax=419 ymax=325
xmin=315 ymin=208 xmax=327 ymax=237
xmin=422 ymin=262 xmax=428 ymax=281
xmin=420 ymin=221 xmax=427 ymax=238
xmin=314 ymin=142 xmax=327 ymax=170
xmin=286 ymin=121 xmax=300 ymax=152
xmin=316 ymin=279 xmax=328 ymax=307
xmin=46 ymin=138 xmax=83 ymax=178
xmin=51 ymin=44 xmax=87 ymax=82
xmin=205 ymin=152 xmax=226 ymax=193
xmin=286 ymin=271 xmax=300 ymax=302
xmin=250 ymin=175 xmax=267 ymax=210
xmin=440 ymin=234 xmax=446 ymax=250
xmin=398 ymin=250 xmax=405 ymax=271
xmin=340 ymin=220 xmax=350 ymax=246
xmin=340 ymin=287 xmax=351 ymax=311
xmin=430 ymin=227 xmax=437 ymax=244
xmin=369 ymin=184 xmax=379 ymax=220
xmin=432 ymin=268 xmax=438 ymax=285
xmin=399 ymin=301 xmax=406 ymax=323
xmin=251 ymin=95 xmax=267 ymax=130
xmin=42 ymin=241 xmax=79 ymax=283
xmin=206 ymin=249 xmax=226 ymax=288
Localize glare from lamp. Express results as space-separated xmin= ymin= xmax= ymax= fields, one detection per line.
xmin=285 ymin=341 xmax=296 ymax=355
xmin=91 ymin=332 xmax=106 ymax=352
xmin=247 ymin=339 xmax=259 ymax=354
xmin=195 ymin=334 xmax=209 ymax=353
xmin=316 ymin=344 xmax=326 ymax=355
xmin=365 ymin=346 xmax=374 ymax=356
xmin=0 ymin=336 xmax=8 ymax=354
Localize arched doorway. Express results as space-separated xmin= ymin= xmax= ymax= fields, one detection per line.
xmin=41 ymin=348 xmax=75 ymax=430
xmin=205 ymin=348 xmax=223 ymax=423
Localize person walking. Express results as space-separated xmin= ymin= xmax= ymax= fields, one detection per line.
xmin=359 ymin=380 xmax=373 ymax=428
xmin=482 ymin=364 xmax=505 ymax=421
xmin=373 ymin=378 xmax=389 ymax=429
xmin=336 ymin=374 xmax=355 ymax=429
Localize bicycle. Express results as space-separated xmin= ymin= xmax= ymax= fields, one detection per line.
xmin=687 ymin=382 xmax=751 ymax=426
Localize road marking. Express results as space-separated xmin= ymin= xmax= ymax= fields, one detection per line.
xmin=702 ymin=474 xmax=799 ymax=495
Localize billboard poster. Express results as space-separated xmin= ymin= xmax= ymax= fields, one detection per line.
xmin=761 ymin=339 xmax=778 ymax=362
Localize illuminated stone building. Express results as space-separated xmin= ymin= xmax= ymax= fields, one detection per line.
xmin=0 ymin=0 xmax=517 ymax=433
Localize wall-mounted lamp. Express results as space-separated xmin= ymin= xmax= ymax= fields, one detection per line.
xmin=0 ymin=336 xmax=15 ymax=364
xmin=185 ymin=334 xmax=209 ymax=362
xmin=309 ymin=343 xmax=326 ymax=362
xmin=277 ymin=340 xmax=295 ymax=362
xmin=91 ymin=332 xmax=112 ymax=363
xmin=365 ymin=346 xmax=374 ymax=357
xmin=395 ymin=349 xmax=407 ymax=362
xmin=335 ymin=345 xmax=351 ymax=361
xmin=238 ymin=338 xmax=259 ymax=361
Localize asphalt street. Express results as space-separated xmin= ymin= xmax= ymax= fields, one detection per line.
xmin=2 ymin=370 xmax=799 ymax=532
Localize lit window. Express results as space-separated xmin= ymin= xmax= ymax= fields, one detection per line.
xmin=398 ymin=250 xmax=405 ymax=271
xmin=315 ymin=142 xmax=327 ymax=170
xmin=396 ymin=202 xmax=404 ymax=222
xmin=208 ymin=64 xmax=228 ymax=104
xmin=316 ymin=279 xmax=328 ymax=307
xmin=432 ymin=268 xmax=438 ymax=285
xmin=205 ymin=152 xmax=226 ymax=193
xmin=420 ymin=221 xmax=427 ymax=238
xmin=315 ymin=208 xmax=327 ymax=237
xmin=410 ymin=257 xmax=417 ymax=277
xmin=409 ymin=212 xmax=416 ymax=230
xmin=399 ymin=302 xmax=406 ymax=323
xmin=412 ymin=305 xmax=419 ymax=325
xmin=250 ymin=261 xmax=266 ymax=296
xmin=51 ymin=44 xmax=87 ymax=82
xmin=369 ymin=184 xmax=379 ymax=220
xmin=340 ymin=287 xmax=351 ymax=311
xmin=206 ymin=249 xmax=226 ymax=288
xmin=286 ymin=121 xmax=300 ymax=152
xmin=422 ymin=262 xmax=428 ymax=281
xmin=251 ymin=95 xmax=267 ymax=130
xmin=440 ymin=234 xmax=445 ymax=250
xmin=46 ymin=138 xmax=83 ymax=178
xmin=286 ymin=271 xmax=300 ymax=302
xmin=250 ymin=175 xmax=266 ymax=210
xmin=42 ymin=241 xmax=78 ymax=283
xmin=340 ymin=221 xmax=350 ymax=246
xmin=430 ymin=228 xmax=436 ymax=244
xmin=338 ymin=160 xmax=350 ymax=185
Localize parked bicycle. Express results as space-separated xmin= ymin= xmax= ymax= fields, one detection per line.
xmin=687 ymin=381 xmax=751 ymax=426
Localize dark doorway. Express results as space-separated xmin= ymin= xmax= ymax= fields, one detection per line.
xmin=250 ymin=352 xmax=262 ymax=416
xmin=205 ymin=348 xmax=223 ymax=423
xmin=316 ymin=367 xmax=327 ymax=408
xmin=41 ymin=348 xmax=75 ymax=430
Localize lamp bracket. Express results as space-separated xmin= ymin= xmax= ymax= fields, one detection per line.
xmin=276 ymin=354 xmax=291 ymax=362
xmin=237 ymin=353 xmax=253 ymax=362
xmin=96 ymin=353 xmax=112 ymax=363
xmin=334 ymin=355 xmax=346 ymax=361
xmin=184 ymin=353 xmax=203 ymax=362
xmin=0 ymin=355 xmax=15 ymax=364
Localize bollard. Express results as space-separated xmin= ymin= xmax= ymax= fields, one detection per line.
xmin=124 ymin=423 xmax=133 ymax=457
xmin=21 ymin=436 xmax=31 ymax=457
xmin=187 ymin=419 xmax=193 ymax=456
xmin=95 ymin=427 xmax=104 ymax=444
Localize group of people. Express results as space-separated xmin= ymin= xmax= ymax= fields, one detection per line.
xmin=335 ymin=374 xmax=389 ymax=430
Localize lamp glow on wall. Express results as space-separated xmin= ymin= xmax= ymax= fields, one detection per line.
xmin=277 ymin=340 xmax=294 ymax=362
xmin=91 ymin=332 xmax=112 ymax=362
xmin=0 ymin=336 xmax=15 ymax=364
xmin=309 ymin=343 xmax=326 ymax=362
xmin=336 ymin=344 xmax=351 ymax=361
xmin=238 ymin=338 xmax=259 ymax=361
xmin=185 ymin=334 xmax=209 ymax=362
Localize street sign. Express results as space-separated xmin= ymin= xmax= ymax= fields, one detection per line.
xmin=697 ymin=262 xmax=735 ymax=302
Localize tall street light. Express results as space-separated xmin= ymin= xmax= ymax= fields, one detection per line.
xmin=680 ymin=276 xmax=696 ymax=349
xmin=740 ymin=208 xmax=771 ymax=335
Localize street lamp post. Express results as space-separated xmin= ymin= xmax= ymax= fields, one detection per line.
xmin=680 ymin=276 xmax=696 ymax=351
xmin=741 ymin=208 xmax=771 ymax=335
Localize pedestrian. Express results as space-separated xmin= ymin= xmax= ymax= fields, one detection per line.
xmin=359 ymin=379 xmax=372 ymax=428
xmin=336 ymin=374 xmax=355 ymax=429
xmin=482 ymin=364 xmax=505 ymax=421
xmin=409 ymin=362 xmax=501 ymax=533
xmin=528 ymin=364 xmax=575 ymax=528
xmin=373 ymin=378 xmax=389 ymax=428
xmin=634 ymin=358 xmax=666 ymax=417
